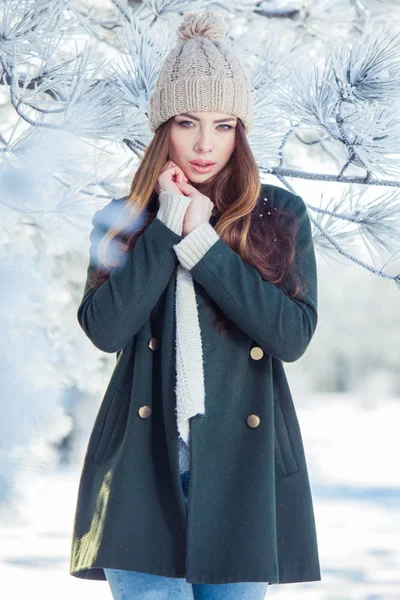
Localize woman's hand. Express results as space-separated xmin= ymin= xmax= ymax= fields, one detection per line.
xmin=174 ymin=180 xmax=214 ymax=236
xmin=155 ymin=160 xmax=189 ymax=195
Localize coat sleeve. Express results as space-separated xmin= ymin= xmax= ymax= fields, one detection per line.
xmin=172 ymin=189 xmax=318 ymax=363
xmin=77 ymin=192 xmax=191 ymax=353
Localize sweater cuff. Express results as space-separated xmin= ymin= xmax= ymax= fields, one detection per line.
xmin=173 ymin=222 xmax=220 ymax=270
xmin=156 ymin=191 xmax=192 ymax=235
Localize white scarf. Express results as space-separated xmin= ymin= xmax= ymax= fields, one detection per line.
xmin=174 ymin=264 xmax=206 ymax=446
xmin=157 ymin=190 xmax=219 ymax=454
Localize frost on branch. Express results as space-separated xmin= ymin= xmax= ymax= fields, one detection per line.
xmin=0 ymin=0 xmax=399 ymax=506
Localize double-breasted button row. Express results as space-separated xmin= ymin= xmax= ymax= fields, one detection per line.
xmin=148 ymin=337 xmax=160 ymax=351
xmin=248 ymin=346 xmax=262 ymax=428
xmin=145 ymin=340 xmax=261 ymax=427
xmin=142 ymin=339 xmax=158 ymax=419
xmin=137 ymin=406 xmax=260 ymax=429
xmin=150 ymin=338 xmax=263 ymax=359
xmin=138 ymin=404 xmax=259 ymax=429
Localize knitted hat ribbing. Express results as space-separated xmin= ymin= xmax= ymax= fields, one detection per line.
xmin=147 ymin=10 xmax=253 ymax=133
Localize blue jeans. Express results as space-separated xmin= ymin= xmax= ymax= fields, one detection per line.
xmin=104 ymin=471 xmax=269 ymax=599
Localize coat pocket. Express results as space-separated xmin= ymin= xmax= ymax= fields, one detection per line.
xmin=93 ymin=388 xmax=128 ymax=465
xmin=274 ymin=395 xmax=300 ymax=477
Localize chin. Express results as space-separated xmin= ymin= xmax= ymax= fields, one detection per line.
xmin=190 ymin=173 xmax=216 ymax=185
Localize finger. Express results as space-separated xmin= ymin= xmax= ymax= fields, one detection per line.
xmin=177 ymin=182 xmax=193 ymax=192
xmin=176 ymin=181 xmax=191 ymax=187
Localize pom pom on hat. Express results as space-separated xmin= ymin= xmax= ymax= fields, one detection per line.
xmin=176 ymin=10 xmax=226 ymax=43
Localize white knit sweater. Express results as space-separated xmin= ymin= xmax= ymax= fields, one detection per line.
xmin=156 ymin=190 xmax=220 ymax=473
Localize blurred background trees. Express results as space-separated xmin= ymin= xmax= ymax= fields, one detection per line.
xmin=0 ymin=0 xmax=399 ymax=505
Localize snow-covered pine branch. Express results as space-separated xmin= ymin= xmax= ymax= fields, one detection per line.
xmin=1 ymin=0 xmax=399 ymax=509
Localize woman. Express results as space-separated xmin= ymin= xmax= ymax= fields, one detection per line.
xmin=69 ymin=10 xmax=321 ymax=600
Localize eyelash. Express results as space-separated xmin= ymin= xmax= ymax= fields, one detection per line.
xmin=178 ymin=120 xmax=233 ymax=131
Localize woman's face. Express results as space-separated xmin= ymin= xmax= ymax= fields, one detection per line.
xmin=168 ymin=111 xmax=237 ymax=184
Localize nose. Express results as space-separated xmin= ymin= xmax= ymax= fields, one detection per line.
xmin=194 ymin=128 xmax=214 ymax=153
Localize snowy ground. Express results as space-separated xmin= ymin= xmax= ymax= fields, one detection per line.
xmin=1 ymin=393 xmax=399 ymax=600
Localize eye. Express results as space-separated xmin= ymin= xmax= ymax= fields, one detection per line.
xmin=178 ymin=120 xmax=233 ymax=130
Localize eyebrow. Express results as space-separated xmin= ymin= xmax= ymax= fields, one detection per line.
xmin=177 ymin=113 xmax=237 ymax=124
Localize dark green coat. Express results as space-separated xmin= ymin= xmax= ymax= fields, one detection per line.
xmin=69 ymin=183 xmax=321 ymax=586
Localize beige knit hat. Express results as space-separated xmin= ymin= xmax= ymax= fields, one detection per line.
xmin=147 ymin=10 xmax=253 ymax=134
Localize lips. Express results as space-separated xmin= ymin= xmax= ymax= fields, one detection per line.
xmin=189 ymin=160 xmax=215 ymax=166
xmin=189 ymin=162 xmax=215 ymax=173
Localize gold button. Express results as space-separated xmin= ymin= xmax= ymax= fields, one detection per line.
xmin=247 ymin=414 xmax=260 ymax=428
xmin=138 ymin=405 xmax=152 ymax=419
xmin=250 ymin=346 xmax=264 ymax=360
xmin=148 ymin=337 xmax=160 ymax=351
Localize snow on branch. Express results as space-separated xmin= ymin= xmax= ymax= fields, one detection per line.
xmin=1 ymin=0 xmax=400 ymax=508
xmin=0 ymin=0 xmax=399 ymax=273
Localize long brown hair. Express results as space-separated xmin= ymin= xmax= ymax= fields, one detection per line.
xmin=89 ymin=117 xmax=308 ymax=337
